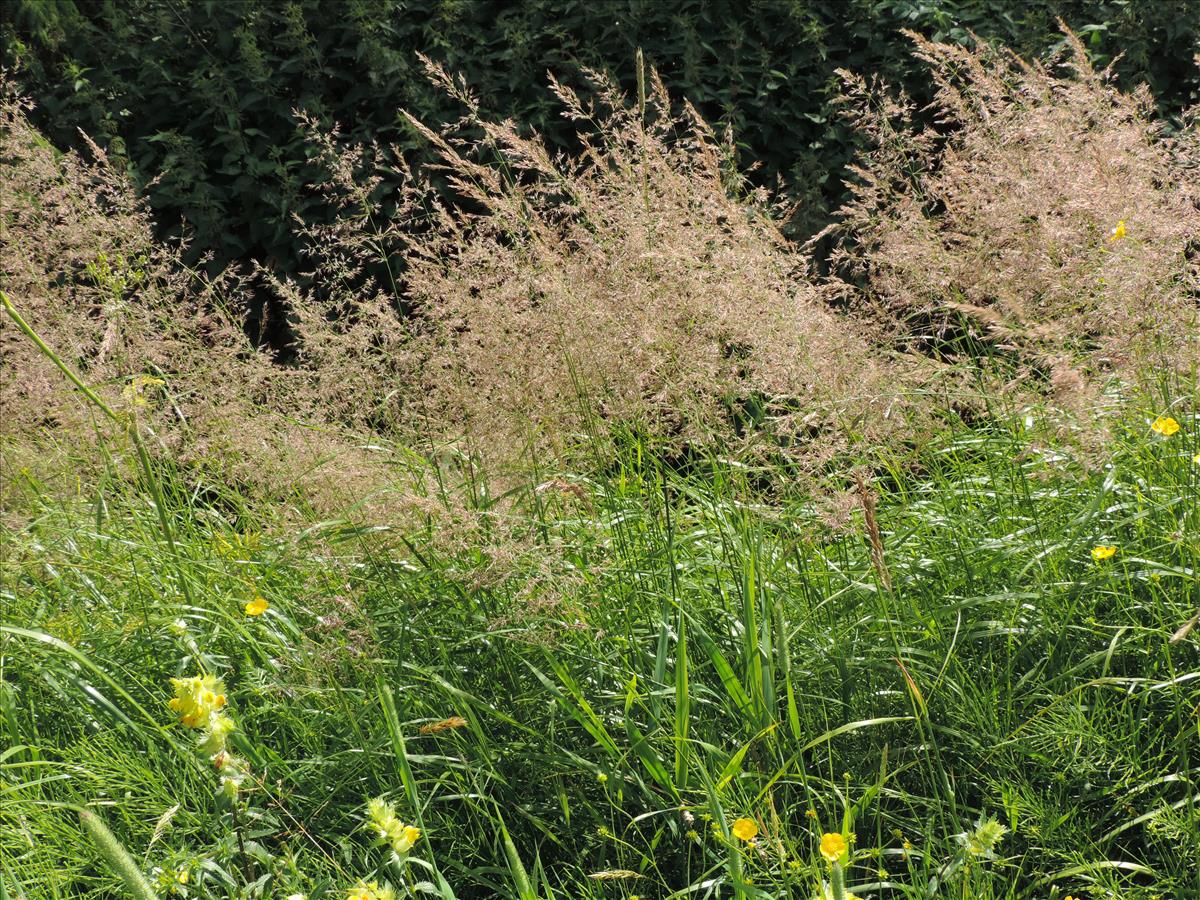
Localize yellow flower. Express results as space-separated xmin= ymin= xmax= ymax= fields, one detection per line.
xmin=398 ymin=824 xmax=420 ymax=852
xmin=820 ymin=831 xmax=848 ymax=863
xmin=216 ymin=753 xmax=250 ymax=801
xmin=1150 ymin=416 xmax=1180 ymax=436
xmin=366 ymin=798 xmax=420 ymax=855
xmin=244 ymin=596 xmax=269 ymax=616
xmin=1193 ymin=452 xmax=1200 ymax=465
xmin=347 ymin=882 xmax=395 ymax=900
xmin=169 ymin=675 xmax=228 ymax=727
xmin=731 ymin=817 xmax=758 ymax=841
xmin=962 ymin=815 xmax=1008 ymax=858
xmin=1091 ymin=545 xmax=1117 ymax=561
xmin=1108 ymin=219 xmax=1126 ymax=241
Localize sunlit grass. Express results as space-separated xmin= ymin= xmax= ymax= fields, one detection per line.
xmin=3 ymin=377 xmax=1198 ymax=898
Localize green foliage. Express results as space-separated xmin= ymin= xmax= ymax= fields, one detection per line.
xmin=4 ymin=372 xmax=1200 ymax=895
xmin=4 ymin=0 xmax=1198 ymax=288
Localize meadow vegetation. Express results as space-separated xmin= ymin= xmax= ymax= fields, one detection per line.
xmin=2 ymin=29 xmax=1199 ymax=900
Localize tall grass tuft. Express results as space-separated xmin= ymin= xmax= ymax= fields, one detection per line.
xmin=284 ymin=59 xmax=929 ymax=474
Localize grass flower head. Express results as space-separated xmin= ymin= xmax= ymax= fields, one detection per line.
xmin=121 ymin=374 xmax=165 ymax=408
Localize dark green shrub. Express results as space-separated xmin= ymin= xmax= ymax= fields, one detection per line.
xmin=4 ymin=0 xmax=1197 ymax=295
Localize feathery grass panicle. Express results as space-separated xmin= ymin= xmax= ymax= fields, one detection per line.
xmin=288 ymin=63 xmax=924 ymax=474
xmin=824 ymin=27 xmax=1200 ymax=394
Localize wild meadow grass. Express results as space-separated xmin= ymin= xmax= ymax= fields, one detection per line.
xmin=2 ymin=372 xmax=1198 ymax=899
xmin=3 ymin=27 xmax=1200 ymax=900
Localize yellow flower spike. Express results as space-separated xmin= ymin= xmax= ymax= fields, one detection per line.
xmin=399 ymin=824 xmax=421 ymax=852
xmin=199 ymin=712 xmax=236 ymax=756
xmin=366 ymin=797 xmax=421 ymax=855
xmin=1091 ymin=545 xmax=1117 ymax=561
xmin=1150 ymin=415 xmax=1180 ymax=436
xmin=731 ymin=817 xmax=758 ymax=841
xmin=820 ymin=831 xmax=849 ymax=863
xmin=1108 ymin=219 xmax=1126 ymax=241
xmin=169 ymin=675 xmax=228 ymax=727
xmin=244 ymin=596 xmax=269 ymax=617
xmin=346 ymin=882 xmax=395 ymax=900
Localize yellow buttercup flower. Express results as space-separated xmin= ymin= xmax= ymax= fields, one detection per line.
xmin=731 ymin=817 xmax=758 ymax=841
xmin=1193 ymin=452 xmax=1200 ymax=465
xmin=820 ymin=831 xmax=848 ymax=863
xmin=244 ymin=596 xmax=269 ymax=616
xmin=1108 ymin=219 xmax=1126 ymax=241
xmin=1150 ymin=416 xmax=1180 ymax=436
xmin=1091 ymin=545 xmax=1117 ymax=561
